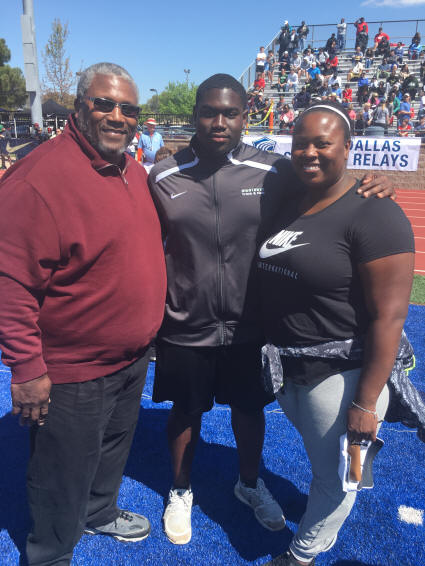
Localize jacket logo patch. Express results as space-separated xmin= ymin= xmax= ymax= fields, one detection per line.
xmin=252 ymin=136 xmax=277 ymax=152
xmin=241 ymin=187 xmax=264 ymax=196
xmin=170 ymin=191 xmax=188 ymax=199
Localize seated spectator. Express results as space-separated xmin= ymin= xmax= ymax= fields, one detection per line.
xmin=376 ymin=57 xmax=392 ymax=79
xmin=388 ymin=91 xmax=401 ymax=124
xmin=402 ymin=74 xmax=419 ymax=101
xmin=412 ymin=31 xmax=421 ymax=45
xmin=365 ymin=48 xmax=374 ymax=69
xmin=254 ymin=93 xmax=266 ymax=117
xmin=329 ymin=83 xmax=342 ymax=101
xmin=291 ymin=51 xmax=303 ymax=76
xmin=286 ymin=67 xmax=299 ymax=92
xmin=278 ymin=103 xmax=294 ymax=132
xmin=307 ymin=61 xmax=322 ymax=82
xmin=408 ymin=39 xmax=422 ymax=60
xmin=398 ymin=116 xmax=412 ymax=136
xmin=300 ymin=48 xmax=315 ymax=77
xmin=354 ymin=110 xmax=366 ymax=135
xmin=398 ymin=92 xmax=413 ymax=124
xmin=373 ymin=28 xmax=390 ymax=55
xmin=387 ymin=49 xmax=398 ymax=67
xmin=373 ymin=99 xmax=389 ymax=133
xmin=358 ymin=70 xmax=369 ymax=89
xmin=347 ymin=102 xmax=356 ymax=123
xmin=275 ymin=94 xmax=285 ymax=114
xmin=357 ymin=83 xmax=369 ymax=105
xmin=279 ymin=50 xmax=291 ymax=72
xmin=326 ymin=53 xmax=338 ymax=69
xmin=369 ymin=91 xmax=380 ymax=110
xmin=347 ymin=60 xmax=364 ymax=82
xmin=387 ymin=67 xmax=401 ymax=89
xmin=253 ymin=73 xmax=265 ymax=92
xmin=328 ymin=70 xmax=341 ymax=90
xmin=261 ymin=97 xmax=272 ymax=121
xmin=352 ymin=46 xmax=364 ymax=64
xmin=399 ymin=64 xmax=410 ymax=81
xmin=293 ymin=85 xmax=310 ymax=110
xmin=154 ymin=146 xmax=173 ymax=163
xmin=342 ymin=83 xmax=353 ymax=102
xmin=414 ymin=116 xmax=425 ymax=137
xmin=363 ymin=102 xmax=373 ymax=126
xmin=377 ymin=80 xmax=389 ymax=100
xmin=322 ymin=61 xmax=334 ymax=81
xmin=394 ymin=42 xmax=405 ymax=65
xmin=276 ymin=70 xmax=288 ymax=92
xmin=316 ymin=47 xmax=329 ymax=68
xmin=418 ymin=88 xmax=425 ymax=119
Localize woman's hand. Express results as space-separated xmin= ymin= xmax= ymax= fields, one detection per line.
xmin=347 ymin=405 xmax=378 ymax=443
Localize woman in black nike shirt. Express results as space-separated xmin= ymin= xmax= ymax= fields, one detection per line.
xmin=259 ymin=101 xmax=415 ymax=566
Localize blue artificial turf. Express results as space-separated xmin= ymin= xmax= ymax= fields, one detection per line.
xmin=0 ymin=305 xmax=424 ymax=565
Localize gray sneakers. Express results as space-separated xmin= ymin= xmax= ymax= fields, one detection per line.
xmin=234 ymin=477 xmax=286 ymax=531
xmin=264 ymin=551 xmax=315 ymax=565
xmin=84 ymin=509 xmax=151 ymax=542
xmin=163 ymin=486 xmax=193 ymax=544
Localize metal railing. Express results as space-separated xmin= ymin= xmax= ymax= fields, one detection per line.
xmin=138 ymin=113 xmax=192 ymax=127
xmin=239 ymin=18 xmax=424 ymax=90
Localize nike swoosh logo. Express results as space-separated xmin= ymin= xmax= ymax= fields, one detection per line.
xmin=259 ymin=241 xmax=309 ymax=258
xmin=170 ymin=191 xmax=187 ymax=199
xmin=5 ymin=141 xmax=33 ymax=154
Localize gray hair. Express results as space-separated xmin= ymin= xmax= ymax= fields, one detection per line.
xmin=76 ymin=62 xmax=139 ymax=100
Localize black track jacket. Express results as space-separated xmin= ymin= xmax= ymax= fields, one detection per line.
xmin=148 ymin=137 xmax=295 ymax=347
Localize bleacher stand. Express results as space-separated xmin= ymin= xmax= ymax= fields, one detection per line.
xmin=246 ymin=18 xmax=425 ymax=138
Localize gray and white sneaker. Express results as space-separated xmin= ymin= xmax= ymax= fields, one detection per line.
xmin=84 ymin=509 xmax=150 ymax=542
xmin=234 ymin=477 xmax=285 ymax=531
xmin=163 ymin=486 xmax=193 ymax=544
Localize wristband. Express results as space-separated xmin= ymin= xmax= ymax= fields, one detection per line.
xmin=351 ymin=401 xmax=378 ymax=418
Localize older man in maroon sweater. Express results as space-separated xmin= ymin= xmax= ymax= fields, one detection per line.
xmin=0 ymin=63 xmax=166 ymax=565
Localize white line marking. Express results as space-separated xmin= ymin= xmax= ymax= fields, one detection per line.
xmin=398 ymin=506 xmax=424 ymax=526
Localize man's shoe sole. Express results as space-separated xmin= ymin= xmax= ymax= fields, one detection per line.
xmin=84 ymin=527 xmax=150 ymax=543
xmin=163 ymin=521 xmax=192 ymax=545
xmin=234 ymin=485 xmax=286 ymax=532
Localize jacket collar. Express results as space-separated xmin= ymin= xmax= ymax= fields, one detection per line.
xmin=65 ymin=113 xmax=129 ymax=174
xmin=189 ymin=135 xmax=244 ymax=163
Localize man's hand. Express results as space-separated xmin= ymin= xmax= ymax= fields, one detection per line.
xmin=357 ymin=173 xmax=396 ymax=200
xmin=11 ymin=373 xmax=52 ymax=426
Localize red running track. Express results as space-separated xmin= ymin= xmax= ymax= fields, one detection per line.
xmin=397 ymin=190 xmax=425 ymax=275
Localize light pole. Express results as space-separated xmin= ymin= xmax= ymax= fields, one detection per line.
xmin=184 ymin=69 xmax=190 ymax=85
xmin=149 ymin=88 xmax=158 ymax=112
xmin=21 ymin=0 xmax=43 ymax=131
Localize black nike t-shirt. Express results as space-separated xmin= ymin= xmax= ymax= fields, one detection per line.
xmin=258 ymin=182 xmax=415 ymax=381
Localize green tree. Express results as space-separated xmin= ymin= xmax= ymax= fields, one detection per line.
xmin=42 ymin=19 xmax=75 ymax=106
xmin=142 ymin=81 xmax=197 ymax=114
xmin=0 ymin=38 xmax=27 ymax=109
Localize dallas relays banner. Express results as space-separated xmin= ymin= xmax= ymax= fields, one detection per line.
xmin=242 ymin=135 xmax=421 ymax=172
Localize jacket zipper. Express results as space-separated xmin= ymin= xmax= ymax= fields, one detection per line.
xmin=212 ymin=173 xmax=225 ymax=345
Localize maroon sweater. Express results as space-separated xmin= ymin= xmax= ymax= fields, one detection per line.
xmin=0 ymin=115 xmax=166 ymax=384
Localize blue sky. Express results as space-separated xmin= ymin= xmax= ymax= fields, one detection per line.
xmin=2 ymin=1 xmax=425 ymax=103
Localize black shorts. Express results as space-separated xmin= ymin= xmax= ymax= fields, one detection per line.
xmin=153 ymin=341 xmax=273 ymax=416
xmin=256 ymin=65 xmax=265 ymax=74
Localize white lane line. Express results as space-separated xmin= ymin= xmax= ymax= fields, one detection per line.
xmin=398 ymin=505 xmax=424 ymax=526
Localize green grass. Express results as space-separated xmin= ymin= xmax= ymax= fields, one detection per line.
xmin=411 ymin=274 xmax=425 ymax=305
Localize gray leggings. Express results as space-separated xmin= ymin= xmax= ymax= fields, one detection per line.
xmin=276 ymin=368 xmax=389 ymax=562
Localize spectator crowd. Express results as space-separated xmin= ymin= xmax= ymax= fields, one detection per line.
xmin=247 ymin=18 xmax=425 ymax=138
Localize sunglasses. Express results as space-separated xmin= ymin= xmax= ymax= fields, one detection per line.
xmin=83 ymin=96 xmax=140 ymax=118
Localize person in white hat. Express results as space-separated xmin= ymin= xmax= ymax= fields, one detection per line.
xmin=138 ymin=117 xmax=164 ymax=168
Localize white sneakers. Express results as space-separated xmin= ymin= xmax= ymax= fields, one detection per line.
xmin=163 ymin=478 xmax=284 ymax=545
xmin=234 ymin=477 xmax=286 ymax=531
xmin=163 ymin=487 xmax=193 ymax=544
